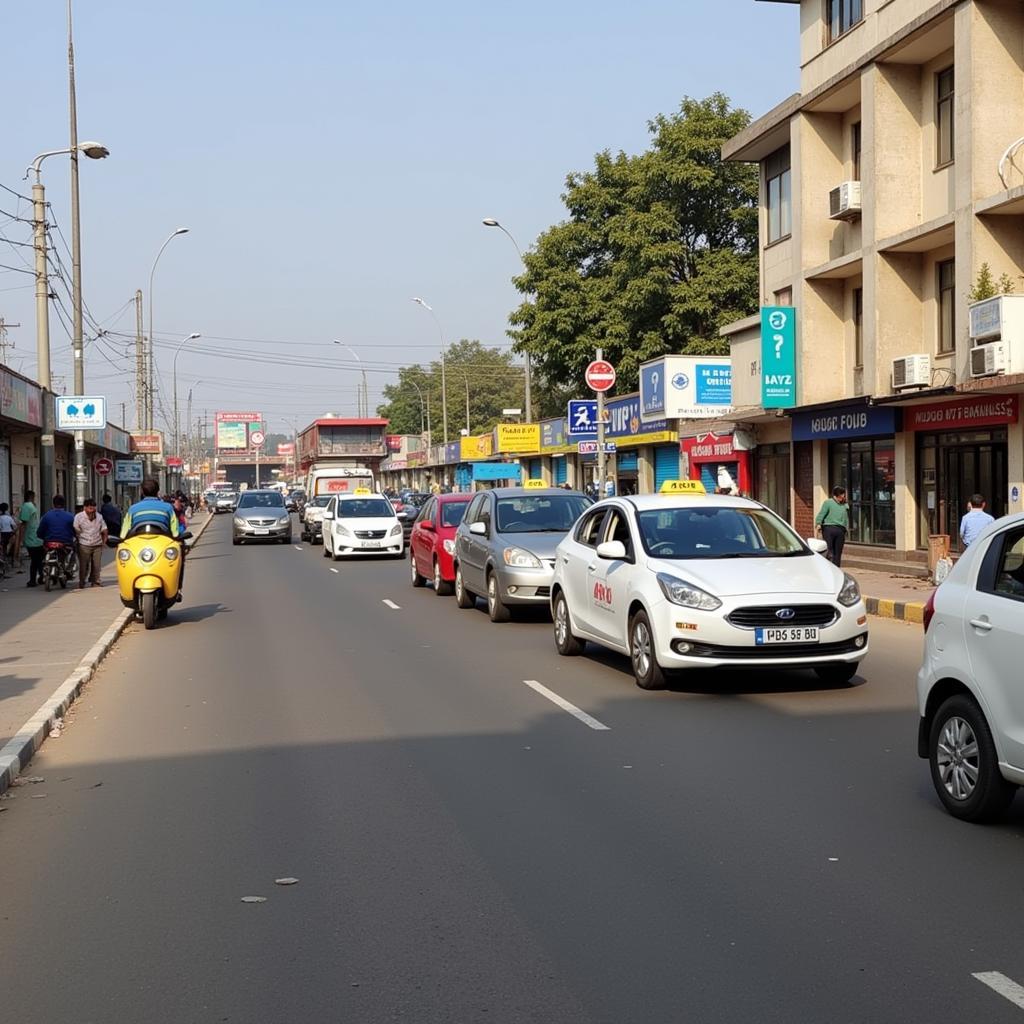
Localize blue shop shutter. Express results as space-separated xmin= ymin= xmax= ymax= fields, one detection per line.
xmin=617 ymin=451 xmax=638 ymax=472
xmin=654 ymin=445 xmax=679 ymax=491
xmin=527 ymin=458 xmax=542 ymax=479
xmin=553 ymin=458 xmax=567 ymax=486
xmin=700 ymin=464 xmax=716 ymax=492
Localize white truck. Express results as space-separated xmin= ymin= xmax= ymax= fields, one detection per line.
xmin=304 ymin=465 xmax=375 ymax=498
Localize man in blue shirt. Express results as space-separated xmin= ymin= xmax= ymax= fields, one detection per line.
xmin=37 ymin=495 xmax=78 ymax=578
xmin=960 ymin=493 xmax=995 ymax=548
xmin=121 ymin=478 xmax=179 ymax=537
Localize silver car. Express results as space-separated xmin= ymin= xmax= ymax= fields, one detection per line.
xmin=232 ymin=490 xmax=292 ymax=545
xmin=453 ymin=487 xmax=591 ymax=622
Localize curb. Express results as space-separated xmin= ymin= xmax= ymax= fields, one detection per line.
xmin=0 ymin=511 xmax=215 ymax=797
xmin=864 ymin=595 xmax=927 ymax=624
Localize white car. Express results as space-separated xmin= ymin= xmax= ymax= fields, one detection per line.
xmin=917 ymin=511 xmax=1024 ymax=822
xmin=550 ymin=487 xmax=869 ymax=690
xmin=321 ymin=492 xmax=405 ymax=560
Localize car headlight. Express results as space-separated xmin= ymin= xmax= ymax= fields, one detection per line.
xmin=335 ymin=523 xmax=350 ymax=536
xmin=233 ymin=517 xmax=245 ymax=528
xmin=656 ymin=572 xmax=721 ymax=611
xmin=503 ymin=547 xmax=542 ymax=568
xmin=139 ymin=547 xmax=156 ymax=564
xmin=443 ymin=538 xmax=456 ymax=556
xmin=117 ymin=549 xmax=131 ymax=564
xmin=837 ymin=572 xmax=861 ymax=607
xmin=278 ymin=515 xmax=290 ymax=526
xmin=390 ymin=524 xmax=403 ymax=537
xmin=165 ymin=547 xmax=179 ymax=562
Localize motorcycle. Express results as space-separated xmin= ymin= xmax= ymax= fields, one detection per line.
xmin=42 ymin=541 xmax=77 ymax=592
xmin=108 ymin=524 xmax=192 ymax=629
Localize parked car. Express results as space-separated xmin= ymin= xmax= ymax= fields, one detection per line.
xmin=917 ymin=511 xmax=1024 ymax=822
xmin=214 ymin=492 xmax=238 ymax=514
xmin=300 ymin=494 xmax=332 ymax=543
xmin=409 ymin=493 xmax=473 ymax=595
xmin=232 ymin=490 xmax=292 ymax=544
xmin=322 ymin=493 xmax=404 ymax=559
xmin=453 ymin=487 xmax=591 ymax=622
xmin=550 ymin=487 xmax=869 ymax=690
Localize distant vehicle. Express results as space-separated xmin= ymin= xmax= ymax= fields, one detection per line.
xmin=306 ymin=465 xmax=375 ymax=499
xmin=300 ymin=494 xmax=332 ymax=543
xmin=286 ymin=489 xmax=306 ymax=513
xmin=409 ymin=493 xmax=472 ymax=595
xmin=321 ymin=492 xmax=404 ymax=560
xmin=917 ymin=510 xmax=1024 ymax=822
xmin=214 ymin=492 xmax=238 ymax=514
xmin=232 ymin=490 xmax=292 ymax=545
xmin=453 ymin=487 xmax=592 ymax=622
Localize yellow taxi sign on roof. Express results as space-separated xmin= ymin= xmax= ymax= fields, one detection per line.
xmin=659 ymin=479 xmax=706 ymax=496
xmin=353 ymin=488 xmax=372 ymax=495
xmin=523 ymin=479 xmax=547 ymax=489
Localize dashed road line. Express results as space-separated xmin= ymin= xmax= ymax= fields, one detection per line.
xmin=329 ymin=567 xmax=339 ymax=574
xmin=382 ymin=599 xmax=401 ymax=610
xmin=523 ymin=680 xmax=610 ymax=731
xmin=293 ymin=545 xmax=303 ymax=551
xmin=973 ymin=972 xmax=1024 ymax=1010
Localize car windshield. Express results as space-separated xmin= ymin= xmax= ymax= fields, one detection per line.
xmin=237 ymin=492 xmax=285 ymax=509
xmin=310 ymin=495 xmax=332 ymax=508
xmin=495 ymin=494 xmax=590 ymax=534
xmin=219 ymin=493 xmax=237 ymax=502
xmin=441 ymin=500 xmax=471 ymax=528
xmin=406 ymin=493 xmax=430 ymax=508
xmin=636 ymin=506 xmax=809 ymax=559
xmin=337 ymin=499 xmax=394 ymax=518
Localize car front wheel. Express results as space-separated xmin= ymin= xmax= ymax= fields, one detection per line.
xmin=629 ymin=610 xmax=666 ymax=690
xmin=929 ymin=694 xmax=1016 ymax=822
xmin=486 ymin=571 xmax=511 ymax=623
xmin=411 ymin=553 xmax=426 ymax=587
xmin=433 ymin=559 xmax=452 ymax=596
xmin=553 ymin=592 xmax=584 ymax=656
xmin=455 ymin=565 xmax=475 ymax=609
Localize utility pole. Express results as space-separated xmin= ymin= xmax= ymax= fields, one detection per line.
xmin=0 ymin=319 xmax=20 ymax=365
xmin=596 ymin=347 xmax=606 ymax=500
xmin=33 ymin=178 xmax=55 ymax=512
xmin=134 ymin=289 xmax=145 ymax=429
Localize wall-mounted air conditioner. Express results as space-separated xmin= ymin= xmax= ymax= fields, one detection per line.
xmin=970 ymin=342 xmax=1008 ymax=378
xmin=892 ymin=354 xmax=931 ymax=390
xmin=829 ymin=181 xmax=862 ymax=221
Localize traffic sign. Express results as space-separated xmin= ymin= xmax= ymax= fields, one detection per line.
xmin=57 ymin=395 xmax=106 ymax=430
xmin=577 ymin=441 xmax=617 ymax=455
xmin=94 ymin=457 xmax=113 ymax=476
xmin=115 ymin=459 xmax=143 ymax=484
xmin=567 ymin=400 xmax=610 ymax=437
xmin=250 ymin=430 xmax=266 ymax=448
xmin=585 ymin=359 xmax=616 ymax=393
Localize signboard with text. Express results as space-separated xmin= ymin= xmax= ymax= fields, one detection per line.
xmin=903 ymin=394 xmax=1018 ymax=431
xmin=115 ymin=459 xmax=144 ymax=484
xmin=640 ymin=356 xmax=732 ymax=421
xmin=130 ymin=432 xmax=163 ymax=455
xmin=494 ymin=423 xmax=540 ymax=453
xmin=760 ymin=306 xmax=797 ymax=408
xmin=215 ymin=411 xmax=263 ymax=451
xmin=460 ymin=434 xmax=494 ymax=460
xmin=57 ymin=395 xmax=106 ymax=431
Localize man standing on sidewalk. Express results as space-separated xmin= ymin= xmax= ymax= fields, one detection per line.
xmin=19 ymin=490 xmax=43 ymax=587
xmin=959 ymin=493 xmax=995 ymax=549
xmin=815 ymin=485 xmax=850 ymax=568
xmin=99 ymin=492 xmax=122 ymax=538
xmin=74 ymin=497 xmax=108 ymax=589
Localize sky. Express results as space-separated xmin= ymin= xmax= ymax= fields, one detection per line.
xmin=0 ymin=1 xmax=799 ymax=436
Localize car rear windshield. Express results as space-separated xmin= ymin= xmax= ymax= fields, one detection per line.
xmin=237 ymin=492 xmax=285 ymax=509
xmin=441 ymin=500 xmax=471 ymax=528
xmin=337 ymin=499 xmax=393 ymax=518
xmin=310 ymin=495 xmax=332 ymax=508
xmin=636 ymin=506 xmax=808 ymax=559
xmin=495 ymin=495 xmax=590 ymax=533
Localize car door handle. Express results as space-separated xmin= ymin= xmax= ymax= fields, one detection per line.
xmin=969 ymin=618 xmax=994 ymax=632
xmin=587 ymin=564 xmax=597 ymax=573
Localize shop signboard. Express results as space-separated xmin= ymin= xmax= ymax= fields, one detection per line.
xmin=388 ymin=458 xmax=409 ymax=471
xmin=541 ymin=418 xmax=567 ymax=450
xmin=386 ymin=434 xmax=404 ymax=452
xmin=215 ymin=411 xmax=263 ymax=451
xmin=472 ymin=462 xmax=522 ymax=482
xmin=760 ymin=306 xmax=797 ymax=408
xmin=56 ymin=395 xmax=106 ymax=430
xmin=460 ymin=434 xmax=494 ymax=460
xmin=130 ymin=432 xmax=163 ymax=455
xmin=166 ymin=456 xmax=184 ymax=468
xmin=640 ymin=356 xmax=732 ymax=421
xmin=604 ymin=394 xmax=675 ymax=445
xmin=277 ymin=442 xmax=295 ymax=456
xmin=791 ymin=403 xmax=899 ymax=441
xmin=495 ymin=423 xmax=540 ymax=453
xmin=115 ymin=459 xmax=144 ymax=484
xmin=408 ymin=449 xmax=427 ymax=466
xmin=0 ymin=368 xmax=43 ymax=427
xmin=84 ymin=424 xmax=131 ymax=454
xmin=443 ymin=442 xmax=460 ymax=465
xmin=903 ymin=394 xmax=1019 ymax=431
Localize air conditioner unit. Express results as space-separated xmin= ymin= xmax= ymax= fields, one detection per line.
xmin=970 ymin=342 xmax=1008 ymax=378
xmin=829 ymin=181 xmax=862 ymax=220
xmin=892 ymin=354 xmax=931 ymax=390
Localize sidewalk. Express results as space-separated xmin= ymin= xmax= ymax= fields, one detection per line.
xmin=848 ymin=567 xmax=934 ymax=624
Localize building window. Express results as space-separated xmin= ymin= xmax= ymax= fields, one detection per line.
xmin=829 ymin=437 xmax=896 ymax=546
xmin=774 ymin=287 xmax=793 ymax=306
xmin=938 ymin=259 xmax=955 ymax=353
xmin=852 ymin=121 xmax=861 ymax=180
xmin=936 ymin=67 xmax=954 ymax=167
xmin=827 ymin=0 xmax=863 ymax=43
xmin=853 ymin=287 xmax=864 ymax=368
xmin=766 ymin=146 xmax=792 ymax=244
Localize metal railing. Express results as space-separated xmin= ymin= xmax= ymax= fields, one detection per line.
xmin=998 ymin=136 xmax=1024 ymax=190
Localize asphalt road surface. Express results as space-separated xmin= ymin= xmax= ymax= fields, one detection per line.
xmin=3 ymin=514 xmax=1024 ymax=1023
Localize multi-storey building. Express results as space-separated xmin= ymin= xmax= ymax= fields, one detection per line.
xmin=722 ymin=0 xmax=1024 ymax=569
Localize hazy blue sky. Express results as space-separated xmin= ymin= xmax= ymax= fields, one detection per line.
xmin=0 ymin=1 xmax=798 ymax=434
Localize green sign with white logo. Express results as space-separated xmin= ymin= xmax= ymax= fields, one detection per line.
xmin=761 ymin=306 xmax=797 ymax=408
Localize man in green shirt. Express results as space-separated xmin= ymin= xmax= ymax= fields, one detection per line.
xmin=815 ymin=485 xmax=850 ymax=568
xmin=19 ymin=489 xmax=43 ymax=587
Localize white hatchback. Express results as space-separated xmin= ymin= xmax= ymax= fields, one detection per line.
xmin=917 ymin=511 xmax=1024 ymax=821
xmin=550 ymin=490 xmax=869 ymax=689
xmin=321 ymin=493 xmax=404 ymax=560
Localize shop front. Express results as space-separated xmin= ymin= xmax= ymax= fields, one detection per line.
xmin=792 ymin=403 xmax=901 ymax=547
xmin=540 ymin=417 xmax=574 ymax=488
xmin=603 ymin=394 xmax=677 ymax=494
xmin=904 ymin=394 xmax=1018 ymax=551
xmin=680 ymin=432 xmax=752 ymax=496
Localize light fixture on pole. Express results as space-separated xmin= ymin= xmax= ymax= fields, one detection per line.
xmin=333 ymin=340 xmax=368 ymax=418
xmin=407 ymin=377 xmax=430 ymax=443
xmin=412 ymin=297 xmax=448 ymax=444
xmin=172 ymin=333 xmax=201 ymax=462
xmin=483 ymin=217 xmax=532 ymax=422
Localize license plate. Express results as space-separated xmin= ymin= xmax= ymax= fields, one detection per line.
xmin=360 ymin=540 xmax=380 ymax=549
xmin=755 ymin=627 xmax=819 ymax=645
xmin=254 ymin=528 xmax=270 ymax=536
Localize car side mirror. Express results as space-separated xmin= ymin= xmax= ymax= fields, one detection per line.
xmin=596 ymin=540 xmax=627 ymax=561
xmin=807 ymin=538 xmax=828 ymax=555
xmin=323 ymin=511 xmax=335 ymax=521
xmin=469 ymin=521 xmax=487 ymax=536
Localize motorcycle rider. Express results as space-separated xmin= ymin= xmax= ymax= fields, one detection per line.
xmin=37 ymin=495 xmax=78 ymax=581
xmin=121 ymin=478 xmax=180 ymax=539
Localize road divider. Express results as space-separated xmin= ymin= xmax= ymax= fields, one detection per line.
xmin=523 ymin=679 xmax=610 ymax=731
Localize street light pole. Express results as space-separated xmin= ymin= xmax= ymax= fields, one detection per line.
xmin=407 ymin=377 xmax=430 ymax=443
xmin=483 ymin=218 xmax=532 ymax=422
xmin=412 ymin=297 xmax=448 ymax=444
xmin=334 ymin=340 xmax=368 ymax=418
xmin=172 ymin=332 xmax=201 ymax=460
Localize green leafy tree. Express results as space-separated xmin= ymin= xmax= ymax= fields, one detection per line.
xmin=377 ymin=339 xmax=525 ymax=439
xmin=508 ymin=94 xmax=758 ymax=414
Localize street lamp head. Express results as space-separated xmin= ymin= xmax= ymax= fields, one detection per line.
xmin=411 ymin=297 xmax=432 ymax=311
xmin=173 ymin=227 xmax=189 ymax=236
xmin=482 ymin=218 xmax=500 ymax=227
xmin=78 ymin=141 xmax=109 ymax=160
xmin=188 ymin=332 xmax=201 ymax=340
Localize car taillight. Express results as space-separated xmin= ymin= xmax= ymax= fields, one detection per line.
xmin=923 ymin=589 xmax=937 ymax=632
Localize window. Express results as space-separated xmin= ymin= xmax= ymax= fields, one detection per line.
xmin=575 ymin=509 xmax=607 ymax=548
xmin=938 ymin=259 xmax=955 ymax=353
xmin=766 ymin=146 xmax=792 ymax=244
xmin=464 ymin=494 xmax=485 ymax=524
xmin=852 ymin=121 xmax=862 ymax=179
xmin=853 ymin=288 xmax=864 ymax=368
xmin=440 ymin=499 xmax=471 ymax=528
xmin=635 ymin=507 xmax=808 ymax=559
xmin=827 ymin=0 xmax=863 ymax=43
xmin=936 ymin=68 xmax=954 ymax=167
xmin=602 ymin=508 xmax=635 ymax=560
xmin=416 ymin=497 xmax=436 ymax=525
xmin=774 ymin=287 xmax=793 ymax=307
xmin=237 ymin=491 xmax=285 ymax=509
xmin=990 ymin=528 xmax=1024 ymax=600
xmin=829 ymin=438 xmax=896 ymax=545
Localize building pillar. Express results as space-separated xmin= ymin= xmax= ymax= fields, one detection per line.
xmin=638 ymin=446 xmax=655 ymax=495
xmin=894 ymin=430 xmax=917 ymax=556
xmin=812 ymin=439 xmax=829 ymax=514
xmin=1009 ymin=417 xmax=1024 ymax=516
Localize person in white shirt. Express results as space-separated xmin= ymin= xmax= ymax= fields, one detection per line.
xmin=73 ymin=497 xmax=108 ymax=589
xmin=0 ymin=503 xmax=15 ymax=566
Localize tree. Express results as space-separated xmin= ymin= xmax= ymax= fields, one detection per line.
xmin=376 ymin=339 xmax=525 ymax=439
xmin=508 ymin=94 xmax=759 ymax=414
xmin=968 ymin=262 xmax=1015 ymax=302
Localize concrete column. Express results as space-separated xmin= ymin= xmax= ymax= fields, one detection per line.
xmin=638 ymin=446 xmax=655 ymax=495
xmin=812 ymin=439 xmax=830 ymax=513
xmin=894 ymin=430 xmax=917 ymax=556
xmin=1009 ymin=417 xmax=1024 ymax=517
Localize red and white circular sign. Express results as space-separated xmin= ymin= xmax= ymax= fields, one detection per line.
xmin=94 ymin=457 xmax=113 ymax=476
xmin=250 ymin=430 xmax=266 ymax=448
xmin=585 ymin=359 xmax=616 ymax=393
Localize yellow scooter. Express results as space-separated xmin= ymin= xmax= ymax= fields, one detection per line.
xmin=108 ymin=524 xmax=192 ymax=629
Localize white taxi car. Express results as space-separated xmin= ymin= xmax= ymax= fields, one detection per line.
xmin=321 ymin=491 xmax=405 ymax=560
xmin=550 ymin=482 xmax=869 ymax=689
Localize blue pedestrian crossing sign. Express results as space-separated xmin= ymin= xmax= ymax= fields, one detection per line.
xmin=56 ymin=395 xmax=107 ymax=430
xmin=567 ymin=400 xmax=610 ymax=437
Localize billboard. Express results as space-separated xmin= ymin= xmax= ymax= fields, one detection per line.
xmin=494 ymin=423 xmax=540 ymax=453
xmin=277 ymin=442 xmax=295 ymax=456
xmin=460 ymin=434 xmax=494 ymax=460
xmin=215 ymin=411 xmax=263 ymax=451
xmin=130 ymin=432 xmax=163 ymax=455
xmin=639 ymin=356 xmax=732 ymax=421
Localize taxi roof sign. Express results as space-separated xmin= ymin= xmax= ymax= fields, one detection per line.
xmin=523 ymin=479 xmax=547 ymax=489
xmin=354 ymin=487 xmax=372 ymax=495
xmin=659 ymin=479 xmax=706 ymax=495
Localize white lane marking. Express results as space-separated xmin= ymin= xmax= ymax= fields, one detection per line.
xmin=329 ymin=568 xmax=339 ymax=574
xmin=523 ymin=680 xmax=610 ymax=731
xmin=382 ymin=599 xmax=401 ymax=610
xmin=973 ymin=972 xmax=1024 ymax=1009
xmin=293 ymin=545 xmax=303 ymax=551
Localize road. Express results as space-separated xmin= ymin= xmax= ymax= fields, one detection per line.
xmin=2 ymin=514 xmax=1024 ymax=1023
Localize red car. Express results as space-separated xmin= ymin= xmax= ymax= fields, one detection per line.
xmin=409 ymin=493 xmax=472 ymax=595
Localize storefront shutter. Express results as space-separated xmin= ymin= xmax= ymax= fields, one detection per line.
xmin=617 ymin=451 xmax=638 ymax=472
xmin=553 ymin=458 xmax=567 ymax=486
xmin=527 ymin=458 xmax=542 ymax=479
xmin=654 ymin=445 xmax=679 ymax=491
xmin=700 ymin=464 xmax=716 ymax=492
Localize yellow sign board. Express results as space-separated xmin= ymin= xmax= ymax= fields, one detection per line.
xmin=659 ymin=479 xmax=706 ymax=496
xmin=495 ymin=423 xmax=540 ymax=453
xmin=460 ymin=434 xmax=494 ymax=460
xmin=354 ymin=488 xmax=372 ymax=495
xmin=523 ymin=479 xmax=547 ymax=489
